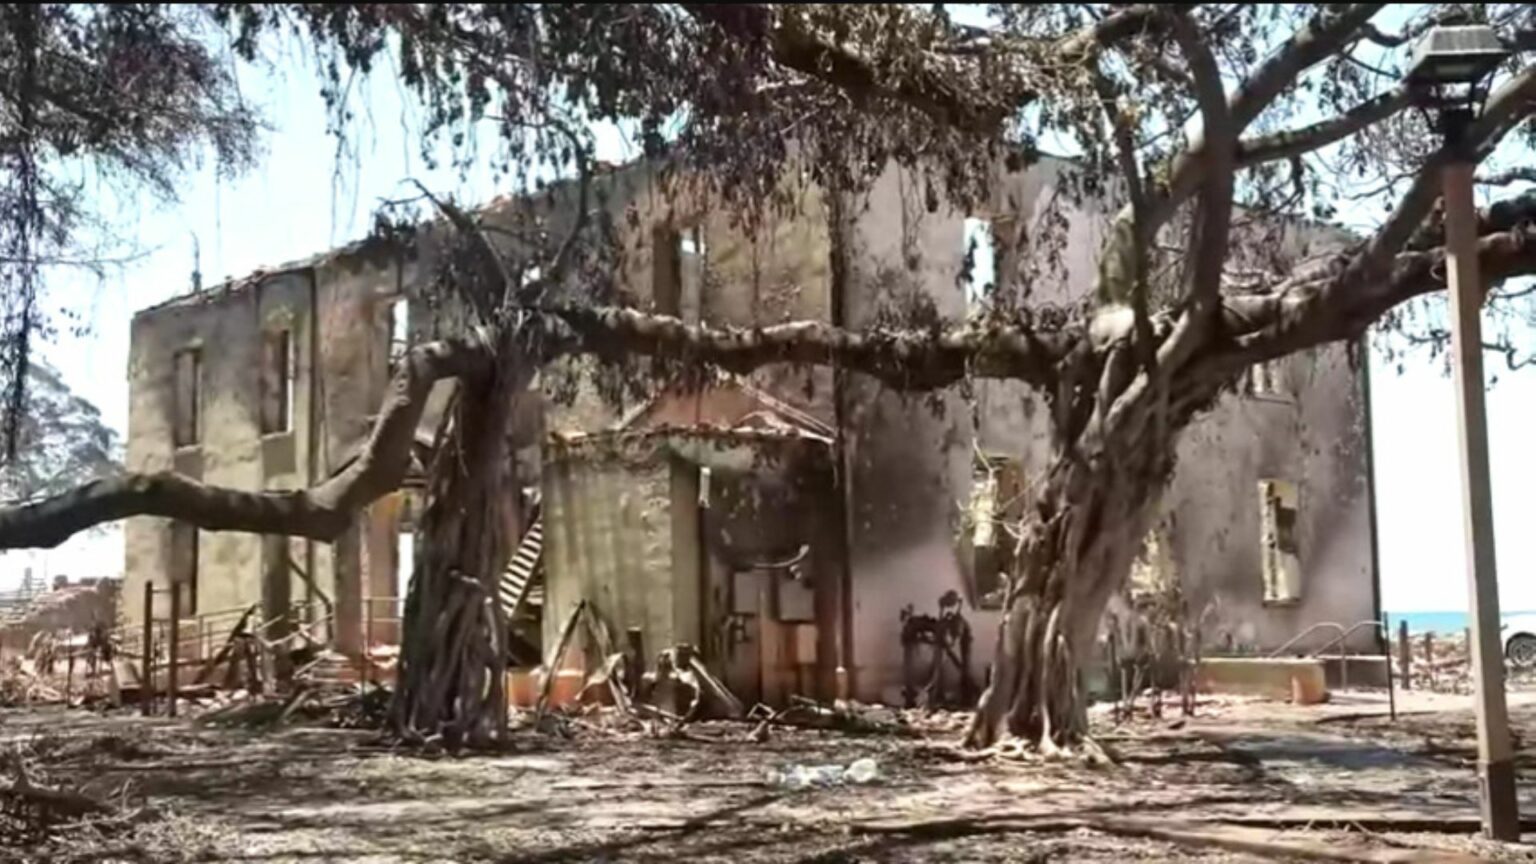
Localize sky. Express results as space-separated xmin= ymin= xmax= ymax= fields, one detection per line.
xmin=2 ymin=10 xmax=1534 ymax=616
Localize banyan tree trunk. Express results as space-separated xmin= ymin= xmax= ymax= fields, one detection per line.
xmin=965 ymin=442 xmax=1167 ymax=753
xmin=391 ymin=343 xmax=532 ymax=747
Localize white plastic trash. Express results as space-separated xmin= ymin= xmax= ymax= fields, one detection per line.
xmin=769 ymin=759 xmax=880 ymax=789
xmin=844 ymin=757 xmax=880 ymax=784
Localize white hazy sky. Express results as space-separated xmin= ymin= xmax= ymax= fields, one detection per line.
xmin=3 ymin=12 xmax=1533 ymax=616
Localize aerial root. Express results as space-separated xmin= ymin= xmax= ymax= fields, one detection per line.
xmin=985 ymin=733 xmax=1115 ymax=767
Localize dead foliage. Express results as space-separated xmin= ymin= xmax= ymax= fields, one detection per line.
xmin=196 ymin=681 xmax=393 ymax=732
xmin=0 ymin=732 xmax=146 ymax=849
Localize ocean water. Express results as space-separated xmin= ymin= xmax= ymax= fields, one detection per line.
xmin=1385 ymin=610 xmax=1536 ymax=635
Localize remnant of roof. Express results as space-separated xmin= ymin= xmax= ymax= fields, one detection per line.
xmin=550 ymin=423 xmax=832 ymax=450
xmin=134 ymin=157 xmax=656 ymax=322
xmin=615 ymin=374 xmax=835 ymax=440
xmin=133 ymin=229 xmax=415 ymax=319
xmin=545 ymin=423 xmax=832 ymax=474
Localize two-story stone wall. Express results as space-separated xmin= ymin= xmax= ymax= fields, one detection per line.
xmin=123 ymin=237 xmax=442 ymax=649
xmin=123 ymin=151 xmax=1377 ymax=701
xmin=125 ymin=269 xmax=319 ymax=629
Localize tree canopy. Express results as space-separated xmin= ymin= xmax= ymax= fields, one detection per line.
xmin=0 ymin=358 xmax=120 ymax=507
xmin=0 ymin=4 xmax=260 ymax=458
xmin=0 ymin=0 xmax=1533 ymax=559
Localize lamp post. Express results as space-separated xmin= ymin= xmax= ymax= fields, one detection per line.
xmin=1406 ymin=24 xmax=1518 ymax=841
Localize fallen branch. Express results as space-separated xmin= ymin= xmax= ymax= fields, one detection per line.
xmin=550 ymin=777 xmax=771 ymax=791
xmin=688 ymin=656 xmax=744 ymax=720
xmin=0 ymin=746 xmax=140 ymax=845
xmin=0 ymin=334 xmax=492 ymax=549
xmin=854 ymin=813 xmax=1490 ymax=863
xmin=534 ymin=600 xmax=587 ymax=721
xmin=578 ymin=652 xmax=634 ymax=716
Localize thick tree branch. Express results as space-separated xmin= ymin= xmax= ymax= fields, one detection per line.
xmin=1361 ymin=65 xmax=1536 ymax=274
xmin=684 ymin=4 xmax=1021 ymax=133
xmin=1230 ymin=5 xmax=1390 ymax=130
xmin=0 ymin=334 xmax=494 ymax=549
xmin=1093 ymin=6 xmax=1387 ymax=308
xmin=1167 ymin=14 xmax=1236 ymax=313
xmin=1235 ymin=82 xmax=1419 ymax=166
xmin=1149 ymin=12 xmax=1237 ymax=385
xmin=1478 ymin=167 xmax=1536 ymax=187
xmin=1145 ymin=4 xmax=1388 ymax=231
xmin=1215 ymin=61 xmax=1536 ymax=370
xmin=685 ymin=4 xmax=1176 ymax=136
xmin=1092 ymin=67 xmax=1156 ymax=377
xmin=0 ymin=299 xmax=1082 ymax=551
xmin=541 ymin=305 xmax=1073 ymax=392
xmin=1358 ymin=19 xmax=1434 ymax=49
xmin=1408 ymin=189 xmax=1536 ymax=252
xmin=1222 ymin=221 xmax=1536 ymax=367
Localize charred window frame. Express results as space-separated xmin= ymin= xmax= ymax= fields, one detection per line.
xmin=260 ymin=328 xmax=294 ymax=434
xmin=967 ymin=451 xmax=1023 ymax=610
xmin=172 ymin=348 xmax=201 ymax=448
xmin=652 ymin=222 xmax=707 ymax=323
xmin=1247 ymin=360 xmax=1291 ymax=401
xmin=961 ymin=217 xmax=997 ymax=310
xmin=387 ymin=297 xmax=410 ymax=373
xmin=1259 ymin=479 xmax=1302 ymax=605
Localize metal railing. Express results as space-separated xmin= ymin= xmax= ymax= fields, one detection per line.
xmin=18 ymin=584 xmax=407 ymax=714
xmin=362 ymin=596 xmax=403 ymax=687
xmin=125 ymin=580 xmax=350 ymax=717
xmin=1267 ymin=618 xmax=1389 ymax=692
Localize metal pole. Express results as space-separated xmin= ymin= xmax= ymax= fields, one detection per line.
xmin=1424 ymin=632 xmax=1436 ymax=691
xmin=1360 ymin=335 xmax=1386 ymax=656
xmin=364 ymin=599 xmax=373 ymax=688
xmin=1397 ymin=619 xmax=1412 ymax=690
xmin=168 ymin=579 xmax=181 ymax=719
xmin=1382 ymin=618 xmax=1396 ymax=722
xmin=1442 ymin=158 xmax=1519 ymax=840
xmin=141 ymin=582 xmax=154 ymax=717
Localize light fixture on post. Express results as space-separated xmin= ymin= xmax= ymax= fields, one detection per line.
xmin=1407 ymin=25 xmax=1512 ymax=147
xmin=1405 ymin=22 xmax=1518 ymax=841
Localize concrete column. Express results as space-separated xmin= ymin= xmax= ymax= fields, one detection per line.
xmin=261 ymin=535 xmax=293 ymax=684
xmin=669 ymin=457 xmax=703 ymax=649
xmin=363 ymin=495 xmax=403 ymax=644
xmin=1443 ymin=159 xmax=1519 ymax=840
xmin=334 ymin=519 xmax=364 ymax=660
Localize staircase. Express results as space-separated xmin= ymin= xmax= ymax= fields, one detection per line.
xmin=499 ymin=507 xmax=545 ymax=624
xmin=300 ymin=649 xmax=362 ymax=688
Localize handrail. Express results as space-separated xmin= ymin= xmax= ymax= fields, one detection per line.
xmin=289 ymin=555 xmax=336 ymax=624
xmin=1310 ymin=620 xmax=1384 ymax=658
xmin=179 ymin=603 xmax=255 ymax=622
xmin=257 ymin=612 xmax=334 ymax=653
xmin=1264 ymin=618 xmax=1389 ymax=692
xmin=1267 ymin=621 xmax=1346 ymax=658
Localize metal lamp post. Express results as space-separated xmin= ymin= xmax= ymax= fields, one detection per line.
xmin=1406 ymin=24 xmax=1519 ymax=841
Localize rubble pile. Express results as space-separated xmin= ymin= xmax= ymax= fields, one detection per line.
xmin=0 ymin=648 xmax=119 ymax=709
xmin=1404 ymin=630 xmax=1473 ymax=694
xmin=1400 ymin=629 xmax=1536 ymax=694
xmin=0 ymin=578 xmax=121 ymax=709
xmin=0 ymin=579 xmax=118 ymax=658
